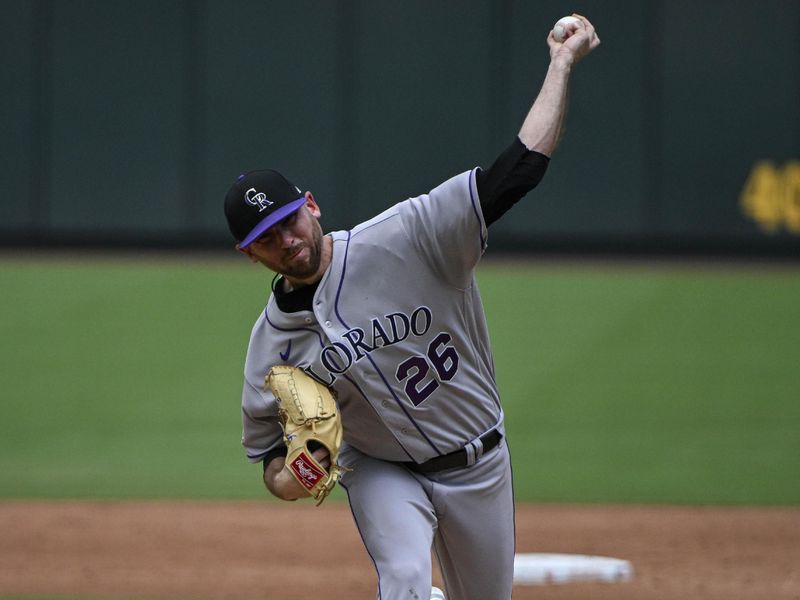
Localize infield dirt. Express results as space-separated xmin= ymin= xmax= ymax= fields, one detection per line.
xmin=1 ymin=501 xmax=798 ymax=600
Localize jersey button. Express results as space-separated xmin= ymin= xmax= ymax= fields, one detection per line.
xmin=304 ymin=317 xmax=312 ymax=324
xmin=401 ymin=427 xmax=409 ymax=435
xmin=381 ymin=400 xmax=390 ymax=408
xmin=324 ymin=320 xmax=332 ymax=327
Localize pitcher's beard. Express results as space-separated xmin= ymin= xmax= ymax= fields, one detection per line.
xmin=281 ymin=223 xmax=324 ymax=280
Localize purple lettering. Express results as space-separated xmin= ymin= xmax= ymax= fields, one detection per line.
xmin=370 ymin=318 xmax=391 ymax=348
xmin=386 ymin=312 xmax=410 ymax=344
xmin=342 ymin=327 xmax=374 ymax=361
xmin=320 ymin=342 xmax=353 ymax=374
xmin=302 ymin=364 xmax=337 ymax=387
xmin=410 ymin=306 xmax=432 ymax=337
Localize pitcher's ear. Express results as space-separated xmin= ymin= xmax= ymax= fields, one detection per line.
xmin=236 ymin=244 xmax=258 ymax=263
xmin=305 ymin=191 xmax=321 ymax=218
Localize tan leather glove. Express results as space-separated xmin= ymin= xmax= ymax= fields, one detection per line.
xmin=266 ymin=366 xmax=344 ymax=505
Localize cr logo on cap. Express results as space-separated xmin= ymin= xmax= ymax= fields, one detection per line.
xmin=244 ymin=188 xmax=273 ymax=212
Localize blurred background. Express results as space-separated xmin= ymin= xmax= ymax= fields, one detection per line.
xmin=1 ymin=0 xmax=798 ymax=254
xmin=0 ymin=1 xmax=798 ymax=506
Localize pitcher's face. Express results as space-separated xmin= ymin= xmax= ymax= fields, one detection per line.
xmin=240 ymin=195 xmax=326 ymax=284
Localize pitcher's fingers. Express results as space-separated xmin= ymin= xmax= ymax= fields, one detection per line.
xmin=572 ymin=14 xmax=600 ymax=47
xmin=312 ymin=446 xmax=331 ymax=468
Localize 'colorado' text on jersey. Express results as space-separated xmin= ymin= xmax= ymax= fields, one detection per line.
xmin=241 ymin=170 xmax=504 ymax=464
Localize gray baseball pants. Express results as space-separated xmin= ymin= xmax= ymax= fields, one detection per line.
xmin=340 ymin=441 xmax=514 ymax=599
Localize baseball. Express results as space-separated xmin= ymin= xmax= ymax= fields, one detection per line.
xmin=552 ymin=15 xmax=584 ymax=43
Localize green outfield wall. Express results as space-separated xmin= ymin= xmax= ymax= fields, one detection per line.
xmin=1 ymin=0 xmax=798 ymax=253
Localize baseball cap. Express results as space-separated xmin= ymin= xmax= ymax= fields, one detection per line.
xmin=224 ymin=169 xmax=306 ymax=248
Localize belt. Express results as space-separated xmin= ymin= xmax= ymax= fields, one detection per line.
xmin=405 ymin=429 xmax=503 ymax=474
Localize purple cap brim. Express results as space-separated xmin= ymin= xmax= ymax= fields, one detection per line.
xmin=239 ymin=197 xmax=307 ymax=248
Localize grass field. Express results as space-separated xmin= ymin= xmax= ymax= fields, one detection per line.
xmin=1 ymin=254 xmax=798 ymax=505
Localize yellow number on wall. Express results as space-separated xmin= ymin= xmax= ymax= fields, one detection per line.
xmin=785 ymin=162 xmax=800 ymax=233
xmin=740 ymin=161 xmax=800 ymax=235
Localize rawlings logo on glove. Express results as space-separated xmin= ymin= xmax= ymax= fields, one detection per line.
xmin=266 ymin=365 xmax=345 ymax=505
xmin=289 ymin=452 xmax=325 ymax=489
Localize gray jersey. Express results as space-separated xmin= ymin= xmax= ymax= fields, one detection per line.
xmin=241 ymin=169 xmax=504 ymax=465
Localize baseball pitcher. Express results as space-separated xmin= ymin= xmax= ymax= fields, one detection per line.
xmin=225 ymin=16 xmax=600 ymax=600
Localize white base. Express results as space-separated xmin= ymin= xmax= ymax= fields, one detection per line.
xmin=429 ymin=586 xmax=446 ymax=600
xmin=513 ymin=553 xmax=634 ymax=586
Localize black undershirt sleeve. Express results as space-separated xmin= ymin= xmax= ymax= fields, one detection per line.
xmin=475 ymin=137 xmax=550 ymax=227
xmin=262 ymin=446 xmax=289 ymax=472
